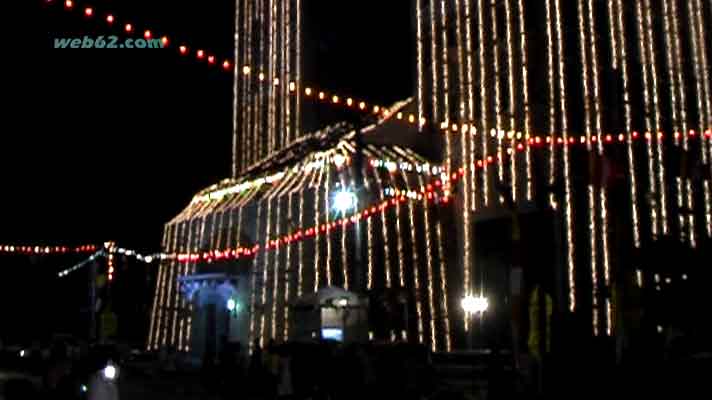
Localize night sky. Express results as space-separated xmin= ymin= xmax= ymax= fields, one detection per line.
xmin=1 ymin=0 xmax=412 ymax=341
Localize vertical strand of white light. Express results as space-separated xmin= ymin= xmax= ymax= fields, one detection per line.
xmin=517 ymin=0 xmax=532 ymax=201
xmin=460 ymin=130 xmax=472 ymax=334
xmin=645 ymin=0 xmax=668 ymax=236
xmin=436 ymin=222 xmax=451 ymax=352
xmin=314 ymin=165 xmax=325 ymax=292
xmin=297 ymin=175 xmax=306 ymax=298
xmin=417 ymin=0 xmax=427 ymax=128
xmin=245 ymin=0 xmax=254 ymax=168
xmin=554 ymin=0 xmax=576 ymax=311
xmin=662 ymin=0 xmax=685 ymax=243
xmin=454 ymin=0 xmax=467 ymax=120
xmin=283 ymin=191 xmax=293 ymax=341
xmin=295 ymin=0 xmax=302 ymax=140
xmin=504 ymin=0 xmax=517 ymax=203
xmin=545 ymin=0 xmax=557 ymax=209
xmin=269 ymin=0 xmax=277 ymax=154
xmin=419 ymin=173 xmax=438 ymax=351
xmin=249 ymin=202 xmax=263 ymax=352
xmin=577 ymin=0 xmax=598 ymax=335
xmin=401 ymin=168 xmax=423 ymax=343
xmin=477 ymin=0 xmax=490 ymax=206
xmin=372 ymin=164 xmax=392 ymax=288
xmin=236 ymin=0 xmax=244 ymax=178
xmin=426 ymin=0 xmax=440 ymax=126
xmin=464 ymin=0 xmax=475 ymax=123
xmin=255 ymin=0 xmax=264 ymax=160
xmin=692 ymin=0 xmax=712 ymax=237
xmin=491 ymin=0 xmax=504 ymax=204
xmin=395 ymin=202 xmax=406 ymax=289
xmin=260 ymin=197 xmax=272 ymax=345
xmin=339 ymin=166 xmax=351 ymax=290
xmin=361 ymin=154 xmax=376 ymax=291
xmin=325 ymin=163 xmax=333 ymax=287
xmin=669 ymin=0 xmax=695 ymax=246
xmin=587 ymin=0 xmax=610 ymax=336
xmin=281 ymin=0 xmax=288 ymax=149
xmin=634 ymin=1 xmax=659 ymax=239
xmin=271 ymin=197 xmax=282 ymax=340
xmin=440 ymin=0 xmax=452 ymax=170
xmin=467 ymin=0 xmax=479 ymax=211
xmin=614 ymin=0 xmax=641 ymax=280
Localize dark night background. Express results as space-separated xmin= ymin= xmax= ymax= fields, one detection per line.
xmin=1 ymin=0 xmax=413 ymax=343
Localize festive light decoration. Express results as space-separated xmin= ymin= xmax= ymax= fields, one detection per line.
xmin=1 ymin=244 xmax=97 ymax=255
xmin=137 ymin=0 xmax=712 ymax=353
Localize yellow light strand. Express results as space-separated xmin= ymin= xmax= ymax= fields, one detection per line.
xmin=440 ymin=0 xmax=452 ymax=172
xmin=505 ymin=0 xmax=517 ymax=203
xmin=436 ymin=222 xmax=451 ymax=352
xmin=587 ymin=0 xmax=610 ymax=336
xmin=634 ymin=0 xmax=659 ymax=239
xmin=478 ymin=0 xmax=490 ymax=206
xmin=426 ymin=0 xmax=436 ymax=125
xmin=517 ymin=0 xmax=532 ymax=201
xmin=545 ymin=0 xmax=557 ymax=209
xmin=644 ymin=0 xmax=668 ymax=235
xmin=414 ymin=0 xmax=426 ymax=127
xmin=249 ymin=202 xmax=263 ymax=351
xmin=454 ymin=0 xmax=467 ymax=120
xmin=554 ymin=0 xmax=576 ymax=311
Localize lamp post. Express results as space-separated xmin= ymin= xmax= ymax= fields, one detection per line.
xmin=461 ymin=294 xmax=489 ymax=350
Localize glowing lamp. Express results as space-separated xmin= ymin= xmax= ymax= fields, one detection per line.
xmin=125 ymin=23 xmax=133 ymax=33
xmin=144 ymin=30 xmax=152 ymax=39
xmin=461 ymin=295 xmax=489 ymax=314
xmin=333 ymin=190 xmax=357 ymax=213
xmin=84 ymin=7 xmax=93 ymax=17
xmin=106 ymin=14 xmax=114 ymax=24
xmin=103 ymin=364 xmax=117 ymax=380
xmin=65 ymin=0 xmax=73 ymax=9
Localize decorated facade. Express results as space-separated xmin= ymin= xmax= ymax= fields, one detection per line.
xmin=148 ymin=0 xmax=712 ymax=356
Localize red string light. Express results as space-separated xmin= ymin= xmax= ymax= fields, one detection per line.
xmin=144 ymin=30 xmax=152 ymax=39
xmin=64 ymin=0 xmax=73 ymax=9
xmin=84 ymin=7 xmax=93 ymax=17
xmin=106 ymin=14 xmax=114 ymax=24
xmin=124 ymin=23 xmax=133 ymax=33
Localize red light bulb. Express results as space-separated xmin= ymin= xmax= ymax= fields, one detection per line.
xmin=106 ymin=14 xmax=114 ymax=24
xmin=179 ymin=45 xmax=188 ymax=55
xmin=207 ymin=55 xmax=215 ymax=64
xmin=196 ymin=50 xmax=205 ymax=59
xmin=125 ymin=23 xmax=133 ymax=33
xmin=161 ymin=36 xmax=169 ymax=46
xmin=64 ymin=0 xmax=73 ymax=9
xmin=222 ymin=60 xmax=231 ymax=70
xmin=144 ymin=30 xmax=152 ymax=39
xmin=84 ymin=7 xmax=93 ymax=17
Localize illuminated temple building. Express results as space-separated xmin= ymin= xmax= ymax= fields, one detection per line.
xmin=148 ymin=0 xmax=712 ymax=358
